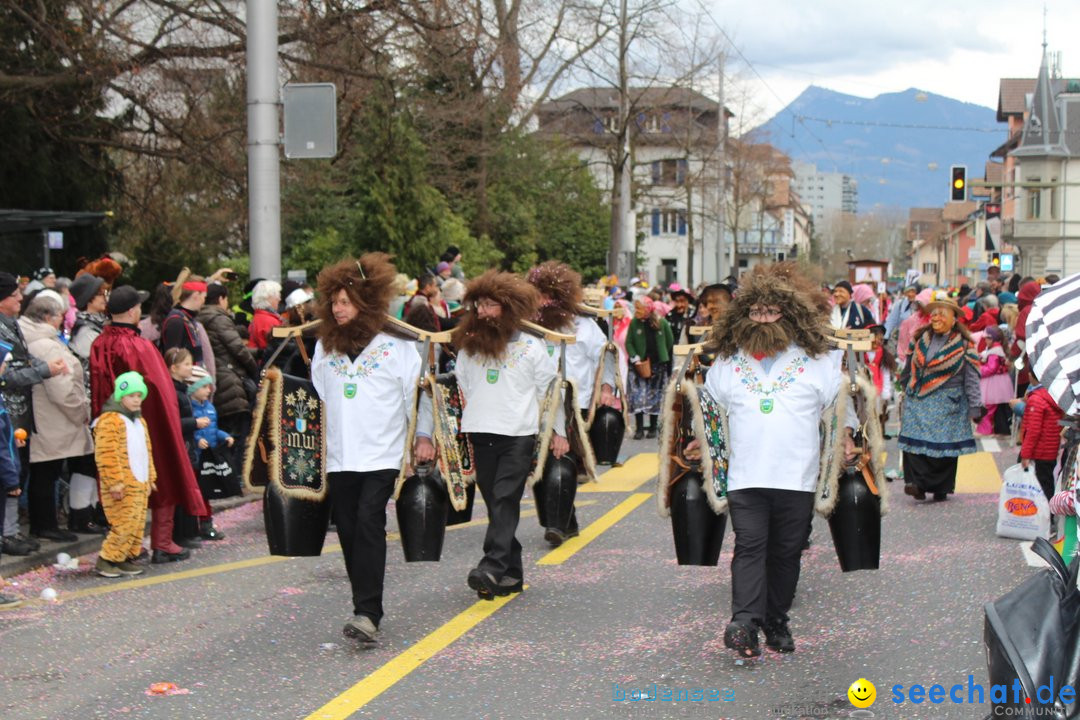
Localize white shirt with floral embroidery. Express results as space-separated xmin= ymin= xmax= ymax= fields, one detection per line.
xmin=311 ymin=332 xmax=421 ymax=473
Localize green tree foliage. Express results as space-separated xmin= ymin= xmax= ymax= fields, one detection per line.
xmin=0 ymin=0 xmax=114 ymax=275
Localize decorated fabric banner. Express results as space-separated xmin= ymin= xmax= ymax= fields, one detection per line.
xmin=656 ymin=377 xmax=729 ymax=517
xmin=528 ymin=379 xmax=598 ymax=487
xmin=243 ymin=367 xmax=328 ymax=501
xmin=431 ymin=374 xmax=475 ymax=511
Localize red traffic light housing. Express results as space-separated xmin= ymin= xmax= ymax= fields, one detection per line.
xmin=950 ymin=165 xmax=967 ymax=202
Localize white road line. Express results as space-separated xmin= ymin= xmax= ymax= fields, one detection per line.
xmin=980 ymin=437 xmax=1002 ymax=453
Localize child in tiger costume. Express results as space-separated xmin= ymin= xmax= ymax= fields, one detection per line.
xmin=93 ymin=371 xmax=156 ymax=578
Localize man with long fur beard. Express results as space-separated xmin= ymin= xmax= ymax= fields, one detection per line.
xmin=310 ymin=254 xmax=423 ymax=645
xmin=416 ymin=270 xmax=568 ymax=600
xmin=527 ymin=261 xmax=616 ymax=546
xmin=686 ymin=262 xmax=857 ymax=658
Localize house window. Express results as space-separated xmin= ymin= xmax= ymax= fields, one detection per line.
xmin=922 ymin=262 xmax=938 ymax=275
xmin=651 ymin=159 xmax=688 ymax=186
xmin=651 ymin=209 xmax=686 ymax=236
xmin=606 ymin=115 xmax=619 ymax=132
xmin=646 ymin=114 xmax=660 ymax=133
xmin=1050 ymin=178 xmax=1058 ymax=219
xmin=1027 ymin=177 xmax=1041 ymax=219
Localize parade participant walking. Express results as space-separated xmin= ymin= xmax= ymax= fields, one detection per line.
xmin=884 ymin=285 xmax=918 ymax=341
xmin=90 ymin=285 xmax=207 ymax=564
xmin=897 ymin=288 xmax=933 ymax=367
xmin=626 ymin=297 xmax=674 ymax=439
xmin=976 ymin=325 xmax=1013 ymax=436
xmin=310 ymin=254 xmax=422 ymax=644
xmin=830 ymin=281 xmax=875 ymax=330
xmin=687 ymin=263 xmax=857 ymax=657
xmin=898 ymin=293 xmax=982 ymax=502
xmin=93 ymin=372 xmax=154 ymax=578
xmin=665 ymin=285 xmax=696 ymax=344
xmin=527 ymin=261 xmax=615 ymax=545
xmin=416 ymin=270 xmax=567 ymax=600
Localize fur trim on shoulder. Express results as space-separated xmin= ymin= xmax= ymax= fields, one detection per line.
xmin=815 ymin=385 xmax=848 ymax=517
xmin=855 ymin=371 xmax=889 ymax=517
xmin=657 ymin=376 xmax=724 ymax=517
xmin=528 ymin=376 xmax=563 ymax=487
xmin=242 ymin=367 xmax=278 ymax=492
xmin=585 ymin=342 xmax=630 ymax=431
xmin=565 ymin=380 xmax=598 ymax=482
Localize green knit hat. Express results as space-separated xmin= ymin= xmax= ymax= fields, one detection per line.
xmin=112 ymin=371 xmax=148 ymax=402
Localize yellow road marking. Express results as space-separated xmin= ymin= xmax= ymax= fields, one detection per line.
xmin=305 ymin=494 xmax=650 ymax=717
xmin=537 ymin=492 xmax=651 ymax=565
xmin=24 ymin=502 xmax=595 ymax=606
xmin=955 ymin=451 xmax=1003 ymax=494
xmin=305 ymin=591 xmax=520 ymax=720
xmin=579 ymin=452 xmax=657 ymax=492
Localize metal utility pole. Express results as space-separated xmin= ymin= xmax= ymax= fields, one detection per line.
xmin=716 ymin=52 xmax=727 ymax=281
xmin=247 ymin=0 xmax=282 ymax=281
xmin=609 ymin=0 xmax=634 ymax=281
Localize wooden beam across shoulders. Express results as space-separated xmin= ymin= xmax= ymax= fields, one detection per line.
xmin=520 ymin=319 xmax=577 ymax=344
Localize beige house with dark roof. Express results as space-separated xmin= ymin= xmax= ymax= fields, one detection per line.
xmin=536 ymin=87 xmax=807 ymax=285
xmin=994 ymin=51 xmax=1080 ymax=276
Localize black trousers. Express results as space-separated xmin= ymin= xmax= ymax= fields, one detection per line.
xmin=470 ymin=433 xmax=536 ymax=582
xmin=727 ymin=488 xmax=815 ymax=627
xmin=29 ymin=458 xmax=64 ymax=534
xmin=1034 ymin=460 xmax=1057 ymax=502
xmin=328 ymin=469 xmax=397 ymax=625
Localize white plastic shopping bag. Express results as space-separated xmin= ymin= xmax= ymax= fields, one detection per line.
xmin=996 ymin=463 xmax=1052 ymax=541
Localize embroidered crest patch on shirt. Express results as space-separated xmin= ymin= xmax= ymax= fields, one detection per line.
xmin=343 ymin=383 xmax=357 ymax=399
xmin=486 ymin=369 xmax=499 ymax=384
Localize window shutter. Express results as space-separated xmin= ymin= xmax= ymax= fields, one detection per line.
xmin=652 ymin=209 xmax=660 ymax=236
xmin=651 ymin=161 xmax=660 ymax=185
xmin=677 ymin=159 xmax=687 ymax=185
xmin=678 ymin=211 xmax=687 ymax=236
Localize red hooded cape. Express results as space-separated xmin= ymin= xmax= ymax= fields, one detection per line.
xmin=90 ymin=324 xmax=208 ymax=515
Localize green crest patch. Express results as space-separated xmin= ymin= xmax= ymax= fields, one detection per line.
xmin=486 ymin=369 xmax=500 ymax=384
xmin=344 ymin=383 xmax=357 ymax=399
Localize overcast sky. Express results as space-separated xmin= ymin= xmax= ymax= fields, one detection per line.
xmin=707 ymin=0 xmax=1080 ymax=120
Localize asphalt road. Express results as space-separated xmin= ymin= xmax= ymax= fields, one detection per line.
xmin=0 ymin=432 xmax=1039 ymax=720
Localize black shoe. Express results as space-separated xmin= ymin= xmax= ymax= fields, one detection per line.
xmin=933 ymin=492 xmax=949 ymax=502
xmin=176 ymin=536 xmax=203 ymax=549
xmin=33 ymin=528 xmax=79 ymax=543
xmin=496 ymin=576 xmax=524 ymax=595
xmin=199 ymin=521 xmax=226 ymax=541
xmin=904 ymin=483 xmax=926 ymax=501
xmin=1 ymin=535 xmax=33 ymax=556
xmin=723 ymin=621 xmax=761 ymax=658
xmin=764 ymin=619 xmax=795 ymax=653
xmin=632 ymin=428 xmax=645 ymax=440
xmin=467 ymin=568 xmax=499 ymax=600
xmin=20 ymin=533 xmax=41 ymax=551
xmin=127 ymin=549 xmax=150 ymax=564
xmin=645 ymin=427 xmax=657 ymax=439
xmin=543 ymin=526 xmax=580 ymax=547
xmin=68 ymin=507 xmax=108 ymax=535
xmin=151 ymin=548 xmax=191 ymax=564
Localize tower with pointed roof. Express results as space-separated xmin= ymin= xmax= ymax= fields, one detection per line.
xmin=1004 ymin=44 xmax=1080 ymax=276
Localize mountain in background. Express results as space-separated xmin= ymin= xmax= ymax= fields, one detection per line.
xmin=753 ymin=85 xmax=1001 ymax=213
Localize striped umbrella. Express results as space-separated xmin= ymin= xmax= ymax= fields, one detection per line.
xmin=1025 ymin=272 xmax=1080 ymax=416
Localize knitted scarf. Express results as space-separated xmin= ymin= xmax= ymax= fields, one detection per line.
xmin=907 ymin=330 xmax=980 ymax=398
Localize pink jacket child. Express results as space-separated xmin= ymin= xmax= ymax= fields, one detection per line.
xmin=976 ymin=326 xmax=1013 ymax=435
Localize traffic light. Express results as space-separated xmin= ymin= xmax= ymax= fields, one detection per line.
xmin=990 ymin=252 xmax=1001 ymax=267
xmin=950 ymin=165 xmax=967 ymax=202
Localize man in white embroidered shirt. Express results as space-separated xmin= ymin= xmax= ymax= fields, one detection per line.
xmin=687 ymin=263 xmax=856 ymax=658
xmin=310 ymin=254 xmax=422 ymax=645
xmin=527 ymin=261 xmax=616 ymax=546
xmin=416 ymin=270 xmax=567 ymax=600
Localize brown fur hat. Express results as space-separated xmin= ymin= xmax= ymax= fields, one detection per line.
xmin=316 ymin=252 xmax=397 ymax=357
xmin=527 ymin=261 xmax=582 ymax=331
xmin=454 ymin=270 xmax=539 ymax=361
xmin=707 ymin=262 xmax=831 ymax=359
xmin=76 ymin=255 xmax=124 ymax=287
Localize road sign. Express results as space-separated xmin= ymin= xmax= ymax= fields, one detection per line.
xmin=283 ymin=83 xmax=337 ymax=159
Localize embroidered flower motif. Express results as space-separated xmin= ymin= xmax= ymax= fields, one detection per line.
xmin=733 ymin=354 xmax=808 ymax=397
xmin=492 ymin=339 xmax=532 ymax=370
xmin=327 ymin=342 xmax=393 ymax=379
